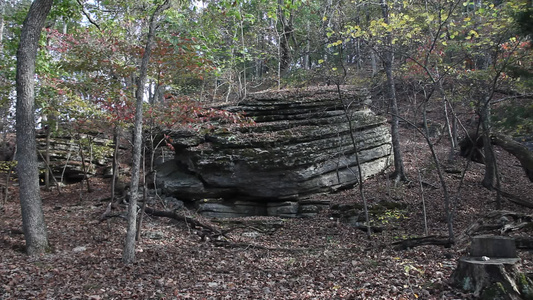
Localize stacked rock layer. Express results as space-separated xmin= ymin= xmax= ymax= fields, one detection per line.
xmin=157 ymin=86 xmax=393 ymax=217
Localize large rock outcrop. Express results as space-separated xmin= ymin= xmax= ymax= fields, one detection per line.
xmin=157 ymin=86 xmax=393 ymax=217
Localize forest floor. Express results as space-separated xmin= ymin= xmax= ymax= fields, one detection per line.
xmin=1 ymin=96 xmax=533 ymax=299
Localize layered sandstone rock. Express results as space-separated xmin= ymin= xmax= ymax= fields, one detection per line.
xmin=157 ymin=86 xmax=393 ymax=217
xmin=36 ymin=133 xmax=114 ymax=183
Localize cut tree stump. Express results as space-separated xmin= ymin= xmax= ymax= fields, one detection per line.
xmin=451 ymin=235 xmax=533 ymax=299
xmin=451 ymin=257 xmax=532 ymax=299
xmin=470 ymin=235 xmax=517 ymax=258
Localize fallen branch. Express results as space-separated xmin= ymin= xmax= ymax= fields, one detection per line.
xmin=460 ymin=210 xmax=533 ymax=242
xmin=211 ymin=240 xmax=312 ymax=252
xmin=99 ymin=213 xmax=127 ymax=221
xmin=353 ymin=223 xmax=383 ymax=233
xmin=392 ymin=235 xmax=453 ymax=250
xmin=143 ymin=207 xmax=229 ymax=241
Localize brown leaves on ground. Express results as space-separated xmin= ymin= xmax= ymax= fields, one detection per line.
xmin=1 ymin=106 xmax=533 ymax=299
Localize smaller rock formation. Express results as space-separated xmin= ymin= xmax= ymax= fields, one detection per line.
xmin=36 ymin=133 xmax=114 ymax=183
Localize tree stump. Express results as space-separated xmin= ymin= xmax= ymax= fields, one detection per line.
xmin=470 ymin=235 xmax=517 ymax=258
xmin=451 ymin=235 xmax=533 ymax=300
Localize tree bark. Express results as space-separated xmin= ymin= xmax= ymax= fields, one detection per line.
xmin=452 ymin=257 xmax=531 ymax=299
xmin=110 ymin=126 xmax=120 ymax=203
xmin=337 ymin=85 xmax=371 ymax=238
xmin=459 ymin=132 xmax=533 ymax=182
xmin=44 ymin=121 xmax=50 ymax=190
xmin=123 ymin=0 xmax=170 ymax=264
xmin=278 ymin=0 xmax=294 ymax=76
xmin=480 ymin=99 xmax=496 ymax=189
xmin=380 ymin=0 xmax=408 ymax=183
xmin=491 ymin=133 xmax=533 ymax=182
xmin=0 ymin=0 xmax=5 ymax=49
xmin=15 ymin=0 xmax=53 ymax=256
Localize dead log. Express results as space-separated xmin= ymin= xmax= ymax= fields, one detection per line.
xmin=353 ymin=223 xmax=383 ymax=233
xmin=143 ymin=207 xmax=230 ymax=241
xmin=491 ymin=133 xmax=533 ymax=182
xmin=392 ymin=235 xmax=453 ymax=250
xmin=462 ymin=210 xmax=533 ymax=238
xmin=459 ymin=132 xmax=533 ymax=182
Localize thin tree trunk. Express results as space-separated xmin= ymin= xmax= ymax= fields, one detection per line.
xmin=136 ymin=146 xmax=147 ymax=241
xmin=381 ymin=0 xmax=408 ymax=184
xmin=0 ymin=0 xmax=5 ymax=51
xmin=44 ymin=122 xmax=51 ymax=190
xmin=480 ymin=98 xmax=496 ymax=189
xmin=37 ymin=150 xmax=61 ymax=194
xmin=436 ymin=78 xmax=456 ymax=162
xmin=420 ymin=99 xmax=430 ymax=236
xmin=337 ymin=86 xmax=371 ymax=238
xmin=123 ymin=0 xmax=170 ymax=264
xmin=3 ymin=147 xmax=16 ymax=205
xmin=370 ymin=51 xmax=377 ymax=77
xmin=78 ymin=138 xmax=92 ymax=193
xmin=278 ymin=0 xmax=293 ymax=76
xmin=418 ymin=170 xmax=429 ymax=236
xmin=110 ymin=126 xmax=120 ymax=203
xmin=404 ymin=115 xmax=455 ymax=242
xmin=15 ymin=0 xmax=53 ymax=256
xmin=239 ymin=7 xmax=247 ymax=98
xmin=304 ymin=20 xmax=310 ymax=70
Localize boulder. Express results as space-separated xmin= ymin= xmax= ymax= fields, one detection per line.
xmin=36 ymin=133 xmax=114 ymax=183
xmin=157 ymin=86 xmax=393 ymax=216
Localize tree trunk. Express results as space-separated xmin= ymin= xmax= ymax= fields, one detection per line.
xmin=123 ymin=0 xmax=170 ymax=264
xmin=136 ymin=146 xmax=147 ymax=242
xmin=452 ymin=257 xmax=532 ymax=299
xmin=370 ymin=50 xmax=378 ymax=77
xmin=460 ymin=131 xmax=533 ymax=183
xmin=337 ymin=85 xmax=371 ymax=238
xmin=380 ymin=0 xmax=408 ymax=184
xmin=15 ymin=0 xmax=53 ymax=256
xmin=110 ymin=126 xmax=120 ymax=203
xmin=480 ymin=99 xmax=496 ymax=189
xmin=44 ymin=121 xmax=51 ymax=190
xmin=78 ymin=138 xmax=92 ymax=193
xmin=239 ymin=7 xmax=247 ymax=98
xmin=304 ymin=20 xmax=310 ymax=70
xmin=278 ymin=0 xmax=293 ymax=76
xmin=0 ymin=0 xmax=5 ymax=49
xmin=491 ymin=133 xmax=533 ymax=181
